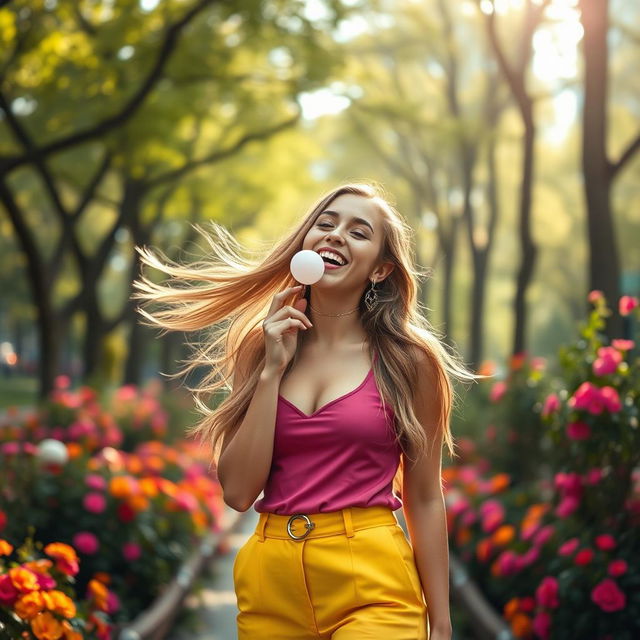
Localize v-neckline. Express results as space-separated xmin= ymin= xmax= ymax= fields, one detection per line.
xmin=278 ymin=365 xmax=375 ymax=419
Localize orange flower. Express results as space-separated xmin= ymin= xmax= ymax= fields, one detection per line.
xmin=146 ymin=455 xmax=165 ymax=473
xmin=49 ymin=590 xmax=76 ymax=618
xmin=510 ymin=612 xmax=532 ymax=637
xmin=23 ymin=559 xmax=53 ymax=574
xmin=66 ymin=443 xmax=83 ymax=459
xmin=158 ymin=478 xmax=177 ymax=497
xmin=192 ymin=510 xmax=208 ymax=531
xmin=43 ymin=543 xmax=79 ymax=576
xmin=30 ymin=611 xmax=64 ymax=640
xmin=9 ymin=567 xmax=39 ymax=593
xmin=92 ymin=572 xmax=111 ymax=585
xmin=475 ymin=539 xmax=493 ymax=563
xmin=127 ymin=494 xmax=150 ymax=513
xmin=109 ymin=475 xmax=137 ymax=499
xmin=491 ymin=524 xmax=516 ymax=547
xmin=15 ymin=592 xmax=45 ymax=620
xmin=0 ymin=539 xmax=13 ymax=555
xmin=524 ymin=503 xmax=549 ymax=520
xmin=126 ymin=456 xmax=143 ymax=475
xmin=441 ymin=468 xmax=457 ymax=484
xmin=504 ymin=597 xmax=520 ymax=620
xmin=61 ymin=621 xmax=83 ymax=640
xmin=139 ymin=477 xmax=159 ymax=498
xmin=490 ymin=473 xmax=511 ymax=493
xmin=87 ymin=579 xmax=109 ymax=611
xmin=456 ymin=527 xmax=472 ymax=546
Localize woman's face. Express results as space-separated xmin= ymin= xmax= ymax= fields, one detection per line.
xmin=302 ymin=193 xmax=394 ymax=290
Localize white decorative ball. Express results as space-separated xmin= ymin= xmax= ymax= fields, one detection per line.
xmin=290 ymin=250 xmax=325 ymax=285
xmin=36 ymin=438 xmax=69 ymax=466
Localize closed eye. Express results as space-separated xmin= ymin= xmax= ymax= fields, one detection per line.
xmin=317 ymin=222 xmax=367 ymax=238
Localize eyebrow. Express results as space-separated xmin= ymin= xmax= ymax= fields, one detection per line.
xmin=318 ymin=210 xmax=375 ymax=234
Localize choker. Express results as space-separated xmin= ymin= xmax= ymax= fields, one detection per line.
xmin=308 ymin=303 xmax=360 ymax=317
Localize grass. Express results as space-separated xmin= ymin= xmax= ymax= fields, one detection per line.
xmin=0 ymin=375 xmax=38 ymax=411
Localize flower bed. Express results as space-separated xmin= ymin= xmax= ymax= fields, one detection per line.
xmin=0 ymin=381 xmax=224 ymax=639
xmin=446 ymin=294 xmax=640 ymax=639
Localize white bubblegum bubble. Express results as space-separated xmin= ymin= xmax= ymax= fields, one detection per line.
xmin=36 ymin=438 xmax=69 ymax=466
xmin=290 ymin=250 xmax=325 ymax=285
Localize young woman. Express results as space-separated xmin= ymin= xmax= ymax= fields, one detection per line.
xmin=133 ymin=183 xmax=478 ymax=639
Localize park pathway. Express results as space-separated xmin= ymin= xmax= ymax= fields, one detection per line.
xmin=168 ymin=506 xmax=258 ymax=640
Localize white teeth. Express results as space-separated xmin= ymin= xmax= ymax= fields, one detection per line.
xmin=318 ymin=250 xmax=346 ymax=265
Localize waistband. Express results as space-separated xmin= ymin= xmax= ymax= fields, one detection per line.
xmin=254 ymin=505 xmax=397 ymax=542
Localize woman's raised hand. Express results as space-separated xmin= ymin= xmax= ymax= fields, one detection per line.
xmin=262 ymin=285 xmax=312 ymax=376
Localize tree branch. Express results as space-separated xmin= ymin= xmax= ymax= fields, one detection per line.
xmin=610 ymin=130 xmax=640 ymax=178
xmin=0 ymin=0 xmax=217 ymax=173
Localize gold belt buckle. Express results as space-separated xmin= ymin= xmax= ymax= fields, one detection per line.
xmin=286 ymin=514 xmax=315 ymax=540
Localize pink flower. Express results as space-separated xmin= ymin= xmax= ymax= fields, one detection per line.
xmin=32 ymin=570 xmax=56 ymax=590
xmin=533 ymin=611 xmax=551 ymax=639
xmin=541 ymin=393 xmax=561 ymax=417
xmin=588 ymin=290 xmax=604 ymax=304
xmin=595 ymin=534 xmax=616 ymax=551
xmin=497 ymin=550 xmax=519 ymax=576
xmin=85 ymin=474 xmax=107 ymax=491
xmin=612 ymin=339 xmax=635 ymax=351
xmin=536 ymin=576 xmax=559 ymax=609
xmin=461 ymin=510 xmax=477 ymax=526
xmin=554 ymin=472 xmax=583 ymax=498
xmin=489 ymin=381 xmax=507 ymax=403
xmin=449 ymin=496 xmax=471 ymax=517
xmin=1 ymin=442 xmax=19 ymax=456
xmin=593 ymin=346 xmax=622 ymax=376
xmin=533 ymin=525 xmax=555 ymax=547
xmin=568 ymin=382 xmax=621 ymax=415
xmin=83 ymin=492 xmax=107 ymax=514
xmin=485 ymin=424 xmax=497 ymax=441
xmin=122 ymin=542 xmax=141 ymax=562
xmin=558 ymin=537 xmax=579 ymax=556
xmin=107 ymin=591 xmax=121 ymax=614
xmin=73 ymin=532 xmax=99 ymax=555
xmin=54 ymin=375 xmax=71 ymax=390
xmin=591 ymin=578 xmax=626 ymax=612
xmin=574 ymin=548 xmax=594 ymax=566
xmin=608 ymin=559 xmax=627 ymax=577
xmin=522 ymin=546 xmax=540 ymax=566
xmin=619 ymin=295 xmax=639 ymax=316
xmin=556 ymin=496 xmax=580 ymax=518
xmin=566 ymin=421 xmax=591 ymax=440
xmin=584 ymin=468 xmax=603 ymax=485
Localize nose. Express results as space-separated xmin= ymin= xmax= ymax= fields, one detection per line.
xmin=325 ymin=227 xmax=345 ymax=244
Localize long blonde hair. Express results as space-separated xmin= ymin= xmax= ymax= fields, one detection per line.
xmin=131 ymin=183 xmax=480 ymax=498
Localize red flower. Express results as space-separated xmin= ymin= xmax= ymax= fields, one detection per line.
xmin=566 ymin=421 xmax=590 ymax=440
xmin=608 ymin=559 xmax=627 ymax=577
xmin=591 ymin=578 xmax=626 ymax=612
xmin=595 ymin=534 xmax=616 ymax=551
xmin=619 ymin=295 xmax=638 ymax=316
xmin=574 ymin=548 xmax=594 ymax=566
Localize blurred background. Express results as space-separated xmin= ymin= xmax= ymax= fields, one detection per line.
xmin=0 ymin=1 xmax=638 ymax=639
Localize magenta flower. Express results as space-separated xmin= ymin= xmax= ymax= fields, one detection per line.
xmin=0 ymin=574 xmax=18 ymax=606
xmin=85 ymin=474 xmax=107 ymax=491
xmin=83 ymin=492 xmax=107 ymax=514
xmin=535 ymin=576 xmax=559 ymax=609
xmin=595 ymin=534 xmax=616 ymax=551
xmin=600 ymin=386 xmax=621 ymax=412
xmin=533 ymin=611 xmax=551 ymax=639
xmin=122 ymin=542 xmax=142 ymax=562
xmin=554 ymin=472 xmax=583 ymax=498
xmin=522 ymin=546 xmax=540 ymax=566
xmin=591 ymin=578 xmax=626 ymax=612
xmin=619 ymin=295 xmax=639 ymax=316
xmin=566 ymin=421 xmax=590 ymax=440
xmin=73 ymin=531 xmax=99 ymax=555
xmin=533 ymin=524 xmax=555 ymax=547
xmin=558 ymin=537 xmax=579 ymax=556
xmin=592 ymin=346 xmax=622 ymax=376
xmin=489 ymin=381 xmax=507 ymax=403
xmin=583 ymin=468 xmax=603 ymax=485
xmin=568 ymin=382 xmax=621 ymax=414
xmin=107 ymin=590 xmax=121 ymax=614
xmin=497 ymin=550 xmax=519 ymax=576
xmin=556 ymin=496 xmax=580 ymax=518
xmin=32 ymin=571 xmax=56 ymax=590
xmin=608 ymin=559 xmax=628 ymax=577
xmin=541 ymin=393 xmax=561 ymax=417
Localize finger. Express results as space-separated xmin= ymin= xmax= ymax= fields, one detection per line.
xmin=267 ymin=305 xmax=312 ymax=328
xmin=265 ymin=285 xmax=304 ymax=317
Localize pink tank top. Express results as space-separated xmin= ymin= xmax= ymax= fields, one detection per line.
xmin=254 ymin=353 xmax=402 ymax=515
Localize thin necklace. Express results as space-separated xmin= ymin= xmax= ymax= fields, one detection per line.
xmin=308 ymin=303 xmax=359 ymax=317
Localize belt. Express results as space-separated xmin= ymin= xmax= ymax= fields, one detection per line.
xmin=254 ymin=505 xmax=397 ymax=542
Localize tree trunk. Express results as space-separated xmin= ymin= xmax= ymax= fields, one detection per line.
xmin=579 ymin=0 xmax=622 ymax=337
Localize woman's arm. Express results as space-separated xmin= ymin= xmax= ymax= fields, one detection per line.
xmin=402 ymin=349 xmax=453 ymax=638
xmin=216 ymin=354 xmax=283 ymax=512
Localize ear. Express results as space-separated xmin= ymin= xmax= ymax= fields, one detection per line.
xmin=370 ymin=260 xmax=394 ymax=283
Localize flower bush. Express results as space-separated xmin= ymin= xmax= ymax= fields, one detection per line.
xmin=0 ymin=380 xmax=224 ymax=633
xmin=0 ymin=535 xmax=114 ymax=639
xmin=446 ymin=294 xmax=640 ymax=639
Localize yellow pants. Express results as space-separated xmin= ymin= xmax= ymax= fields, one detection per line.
xmin=234 ymin=505 xmax=429 ymax=639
